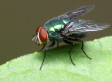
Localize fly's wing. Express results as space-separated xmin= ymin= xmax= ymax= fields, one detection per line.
xmin=61 ymin=19 xmax=110 ymax=35
xmin=44 ymin=5 xmax=95 ymax=27
xmin=57 ymin=5 xmax=95 ymax=18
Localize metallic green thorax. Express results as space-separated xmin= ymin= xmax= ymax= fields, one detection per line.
xmin=44 ymin=18 xmax=69 ymax=41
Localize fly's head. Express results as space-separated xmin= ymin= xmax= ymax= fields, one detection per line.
xmin=32 ymin=26 xmax=48 ymax=45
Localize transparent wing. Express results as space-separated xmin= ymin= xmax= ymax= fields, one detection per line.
xmin=57 ymin=5 xmax=95 ymax=18
xmin=44 ymin=5 xmax=95 ymax=27
xmin=62 ymin=19 xmax=110 ymax=35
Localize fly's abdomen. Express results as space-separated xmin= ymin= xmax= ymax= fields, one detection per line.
xmin=44 ymin=18 xmax=69 ymax=41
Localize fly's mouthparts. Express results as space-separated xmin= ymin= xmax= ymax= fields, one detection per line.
xmin=32 ymin=36 xmax=38 ymax=43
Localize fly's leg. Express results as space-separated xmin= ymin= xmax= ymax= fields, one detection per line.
xmin=40 ymin=41 xmax=55 ymax=70
xmin=80 ymin=40 xmax=91 ymax=59
xmin=64 ymin=40 xmax=75 ymax=65
xmin=38 ymin=44 xmax=46 ymax=52
xmin=57 ymin=41 xmax=59 ymax=48
xmin=66 ymin=38 xmax=92 ymax=60
xmin=40 ymin=50 xmax=46 ymax=70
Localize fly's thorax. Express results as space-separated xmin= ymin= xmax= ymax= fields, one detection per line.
xmin=32 ymin=26 xmax=50 ymax=45
xmin=44 ymin=18 xmax=69 ymax=41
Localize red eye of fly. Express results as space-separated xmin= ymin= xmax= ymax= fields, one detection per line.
xmin=39 ymin=28 xmax=47 ymax=42
xmin=36 ymin=26 xmax=42 ymax=35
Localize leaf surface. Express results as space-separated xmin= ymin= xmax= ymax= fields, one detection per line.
xmin=0 ymin=36 xmax=112 ymax=81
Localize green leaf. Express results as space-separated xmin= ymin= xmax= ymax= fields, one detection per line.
xmin=0 ymin=36 xmax=112 ymax=81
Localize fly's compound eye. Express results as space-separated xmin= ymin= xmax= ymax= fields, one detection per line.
xmin=36 ymin=26 xmax=42 ymax=35
xmin=39 ymin=28 xmax=47 ymax=42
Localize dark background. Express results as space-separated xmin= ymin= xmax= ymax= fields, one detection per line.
xmin=0 ymin=0 xmax=111 ymax=65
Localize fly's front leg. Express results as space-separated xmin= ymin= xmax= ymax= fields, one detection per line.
xmin=40 ymin=41 xmax=55 ymax=70
xmin=38 ymin=44 xmax=46 ymax=52
xmin=64 ymin=40 xmax=75 ymax=65
xmin=66 ymin=38 xmax=92 ymax=60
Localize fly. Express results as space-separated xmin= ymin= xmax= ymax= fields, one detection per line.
xmin=32 ymin=5 xmax=110 ymax=70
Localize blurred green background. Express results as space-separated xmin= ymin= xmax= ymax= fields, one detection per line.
xmin=0 ymin=0 xmax=111 ymax=65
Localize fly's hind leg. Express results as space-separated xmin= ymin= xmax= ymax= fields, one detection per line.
xmin=66 ymin=38 xmax=91 ymax=60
